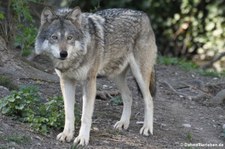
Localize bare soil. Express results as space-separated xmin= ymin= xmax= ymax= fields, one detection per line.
xmin=0 ymin=55 xmax=225 ymax=149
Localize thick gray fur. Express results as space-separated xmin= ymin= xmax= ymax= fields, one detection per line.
xmin=35 ymin=7 xmax=157 ymax=146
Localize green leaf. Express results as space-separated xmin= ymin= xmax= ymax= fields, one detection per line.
xmin=8 ymin=97 xmax=16 ymax=102
xmin=111 ymin=96 xmax=123 ymax=106
xmin=206 ymin=22 xmax=215 ymax=31
xmin=0 ymin=13 xmax=4 ymax=20
xmin=15 ymin=104 xmax=25 ymax=110
xmin=1 ymin=107 xmax=10 ymax=114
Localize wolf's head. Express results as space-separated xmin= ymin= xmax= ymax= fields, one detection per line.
xmin=35 ymin=7 xmax=88 ymax=61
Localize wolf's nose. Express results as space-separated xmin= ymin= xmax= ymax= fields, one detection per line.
xmin=60 ymin=51 xmax=68 ymax=59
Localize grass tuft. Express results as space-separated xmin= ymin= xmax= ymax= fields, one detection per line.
xmin=0 ymin=75 xmax=18 ymax=90
xmin=158 ymin=56 xmax=225 ymax=77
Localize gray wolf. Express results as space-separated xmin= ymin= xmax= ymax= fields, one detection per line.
xmin=35 ymin=6 xmax=157 ymax=146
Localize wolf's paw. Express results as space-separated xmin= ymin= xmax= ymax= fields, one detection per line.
xmin=57 ymin=132 xmax=74 ymax=142
xmin=140 ymin=125 xmax=153 ymax=136
xmin=114 ymin=120 xmax=129 ymax=130
xmin=74 ymin=134 xmax=89 ymax=146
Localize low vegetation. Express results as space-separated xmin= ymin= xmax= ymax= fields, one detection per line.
xmin=110 ymin=95 xmax=123 ymax=106
xmin=158 ymin=56 xmax=225 ymax=77
xmin=0 ymin=86 xmax=80 ymax=134
xmin=0 ymin=134 xmax=31 ymax=145
xmin=158 ymin=56 xmax=198 ymax=71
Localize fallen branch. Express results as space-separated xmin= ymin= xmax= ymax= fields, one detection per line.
xmin=161 ymin=81 xmax=210 ymax=100
xmin=162 ymin=81 xmax=189 ymax=98
xmin=210 ymin=89 xmax=225 ymax=105
xmin=202 ymin=51 xmax=225 ymax=69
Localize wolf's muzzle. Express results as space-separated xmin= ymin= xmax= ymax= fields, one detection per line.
xmin=60 ymin=51 xmax=68 ymax=60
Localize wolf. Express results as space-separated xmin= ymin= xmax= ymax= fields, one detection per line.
xmin=35 ymin=6 xmax=157 ymax=146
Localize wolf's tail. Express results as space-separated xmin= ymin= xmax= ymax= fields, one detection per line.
xmin=150 ymin=67 xmax=156 ymax=98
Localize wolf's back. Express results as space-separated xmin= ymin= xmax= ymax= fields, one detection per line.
xmin=94 ymin=9 xmax=152 ymax=48
xmin=96 ymin=8 xmax=144 ymax=18
xmin=96 ymin=8 xmax=146 ymax=31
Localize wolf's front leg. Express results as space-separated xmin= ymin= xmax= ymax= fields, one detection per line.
xmin=74 ymin=77 xmax=97 ymax=146
xmin=57 ymin=78 xmax=76 ymax=142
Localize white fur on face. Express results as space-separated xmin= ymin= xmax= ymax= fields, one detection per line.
xmin=35 ymin=39 xmax=49 ymax=55
xmin=42 ymin=40 xmax=49 ymax=50
xmin=50 ymin=44 xmax=60 ymax=58
xmin=75 ymin=41 xmax=82 ymax=51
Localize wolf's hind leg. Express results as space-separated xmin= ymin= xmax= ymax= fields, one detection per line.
xmin=113 ymin=67 xmax=132 ymax=130
xmin=129 ymin=54 xmax=154 ymax=136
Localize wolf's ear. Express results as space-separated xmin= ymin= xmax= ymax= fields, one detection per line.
xmin=41 ymin=7 xmax=54 ymax=25
xmin=67 ymin=6 xmax=82 ymax=25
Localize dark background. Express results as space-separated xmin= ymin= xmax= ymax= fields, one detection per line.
xmin=0 ymin=0 xmax=225 ymax=70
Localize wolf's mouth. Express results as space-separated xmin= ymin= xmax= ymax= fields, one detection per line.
xmin=58 ymin=57 xmax=66 ymax=60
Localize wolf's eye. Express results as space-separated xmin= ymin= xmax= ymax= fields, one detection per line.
xmin=51 ymin=35 xmax=58 ymax=40
xmin=67 ymin=36 xmax=73 ymax=41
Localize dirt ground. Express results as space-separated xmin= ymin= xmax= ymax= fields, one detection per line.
xmin=0 ymin=55 xmax=225 ymax=149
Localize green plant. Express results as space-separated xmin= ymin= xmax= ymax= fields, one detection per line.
xmin=158 ymin=56 xmax=179 ymax=65
xmin=198 ymin=69 xmax=225 ymax=77
xmin=11 ymin=0 xmax=38 ymax=57
xmin=16 ymin=25 xmax=37 ymax=57
xmin=0 ymin=86 xmax=80 ymax=134
xmin=158 ymin=56 xmax=225 ymax=77
xmin=0 ymin=12 xmax=4 ymax=20
xmin=158 ymin=56 xmax=198 ymax=71
xmin=110 ymin=95 xmax=123 ymax=106
xmin=26 ymin=96 xmax=66 ymax=134
xmin=186 ymin=132 xmax=193 ymax=142
xmin=0 ymin=86 xmax=39 ymax=117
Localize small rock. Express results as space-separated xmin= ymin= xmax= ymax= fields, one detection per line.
xmin=34 ymin=136 xmax=42 ymax=141
xmin=182 ymin=124 xmax=191 ymax=128
xmin=103 ymin=85 xmax=108 ymax=89
xmin=219 ymin=115 xmax=224 ymax=119
xmin=195 ymin=127 xmax=203 ymax=131
xmin=222 ymin=124 xmax=225 ymax=130
xmin=188 ymin=96 xmax=192 ymax=100
xmin=93 ymin=127 xmax=99 ymax=131
xmin=103 ymin=140 xmax=110 ymax=144
xmin=136 ymin=121 xmax=144 ymax=125
xmin=0 ymin=86 xmax=10 ymax=98
xmin=160 ymin=123 xmax=167 ymax=127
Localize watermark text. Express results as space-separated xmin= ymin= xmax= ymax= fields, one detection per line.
xmin=181 ymin=143 xmax=224 ymax=147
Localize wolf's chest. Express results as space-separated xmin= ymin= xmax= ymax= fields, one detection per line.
xmin=61 ymin=65 xmax=90 ymax=81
